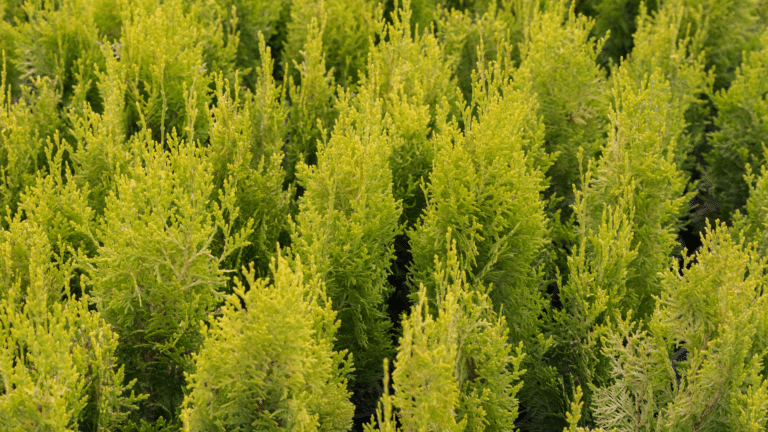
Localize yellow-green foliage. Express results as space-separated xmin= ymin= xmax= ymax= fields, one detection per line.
xmin=365 ymin=0 xmax=461 ymax=225
xmin=180 ymin=252 xmax=355 ymax=431
xmin=732 ymin=146 xmax=768 ymax=259
xmin=282 ymin=0 xmax=380 ymax=88
xmin=409 ymin=49 xmax=551 ymax=347
xmin=679 ymin=0 xmax=766 ymax=93
xmin=3 ymin=0 xmax=768 ymax=430
xmin=283 ymin=16 xmax=337 ymax=191
xmin=205 ymin=37 xmax=290 ymax=278
xmin=703 ymin=26 xmax=768 ymax=226
xmin=0 ymin=70 xmax=61 ymax=225
xmin=618 ymin=0 xmax=713 ymax=172
xmin=293 ymin=79 xmax=402 ymax=389
xmin=511 ymin=0 xmax=610 ymax=223
xmin=592 ymin=221 xmax=768 ymax=431
xmin=0 ymin=219 xmax=143 ymax=431
xmin=366 ymin=235 xmax=527 ymax=432
xmin=85 ymin=134 xmax=250 ymax=427
xmin=116 ymin=0 xmax=213 ymax=144
xmin=577 ymin=67 xmax=693 ymax=323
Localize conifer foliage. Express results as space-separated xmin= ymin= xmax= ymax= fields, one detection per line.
xmin=180 ymin=251 xmax=355 ymax=431
xmin=3 ymin=0 xmax=768 ymax=430
xmin=292 ymin=73 xmax=402 ymax=391
xmin=365 ymin=234 xmax=527 ymax=432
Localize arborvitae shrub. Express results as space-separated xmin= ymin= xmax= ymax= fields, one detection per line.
xmin=206 ymin=37 xmax=290 ymax=278
xmin=546 ymin=189 xmax=637 ymax=429
xmin=577 ymin=67 xmax=692 ymax=323
xmin=575 ymin=0 xmax=660 ymax=73
xmin=17 ymin=139 xmax=98 ymax=260
xmin=592 ymin=221 xmax=768 ymax=431
xmin=365 ymin=0 xmax=460 ymax=226
xmin=206 ymin=0 xmax=285 ymax=88
xmin=435 ymin=5 xmax=510 ymax=107
xmin=408 ymin=47 xmax=559 ymax=432
xmin=0 ymin=218 xmax=143 ymax=431
xmin=9 ymin=0 xmax=107 ymax=110
xmin=84 ymin=134 xmax=249 ymax=427
xmin=0 ymin=72 xmax=57 ymax=226
xmin=511 ymin=0 xmax=610 ymax=226
xmin=702 ymin=26 xmax=768 ymax=227
xmin=618 ymin=0 xmax=713 ymax=174
xmin=283 ymin=16 xmax=337 ymax=192
xmin=181 ymin=251 xmax=355 ymax=431
xmin=293 ymin=78 xmax=402 ymax=391
xmin=282 ymin=0 xmax=380 ymax=88
xmin=679 ymin=0 xmax=766 ymax=94
xmin=365 ymin=235 xmax=527 ymax=432
xmin=732 ymin=148 xmax=768 ymax=259
xmin=116 ymin=0 xmax=213 ymax=144
xmin=408 ymin=49 xmax=551 ymax=350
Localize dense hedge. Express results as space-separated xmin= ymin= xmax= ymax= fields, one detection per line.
xmin=1 ymin=0 xmax=768 ymax=431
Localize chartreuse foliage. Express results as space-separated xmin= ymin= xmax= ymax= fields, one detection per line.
xmin=17 ymin=138 xmax=97 ymax=262
xmin=574 ymin=0 xmax=659 ymax=73
xmin=679 ymin=0 xmax=766 ymax=93
xmin=113 ymin=0 xmax=213 ymax=144
xmin=591 ymin=221 xmax=768 ymax=431
xmin=409 ymin=43 xmax=551 ymax=342
xmin=180 ymin=251 xmax=355 ymax=431
xmin=205 ymin=35 xmax=291 ymax=278
xmin=702 ymin=26 xmax=768 ymax=226
xmin=577 ymin=66 xmax=693 ymax=324
xmin=283 ymin=15 xmax=337 ymax=192
xmin=84 ymin=133 xmax=250 ymax=428
xmin=545 ymin=65 xmax=695 ymax=427
xmin=511 ymin=0 xmax=610 ymax=225
xmin=282 ymin=0 xmax=380 ymax=89
xmin=67 ymin=36 xmax=133 ymax=217
xmin=6 ymin=0 xmax=768 ymax=429
xmin=293 ymin=76 xmax=402 ymax=390
xmin=0 ymin=62 xmax=62 ymax=226
xmin=408 ymin=41 xmax=560 ymax=432
xmin=616 ymin=0 xmax=713 ymax=173
xmin=0 ymin=217 xmax=144 ymax=430
xmin=732 ymin=144 xmax=768 ymax=259
xmin=365 ymin=235 xmax=527 ymax=432
xmin=546 ymin=188 xmax=637 ymax=429
xmin=4 ymin=0 xmax=110 ymax=111
xmin=364 ymin=0 xmax=461 ymax=226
